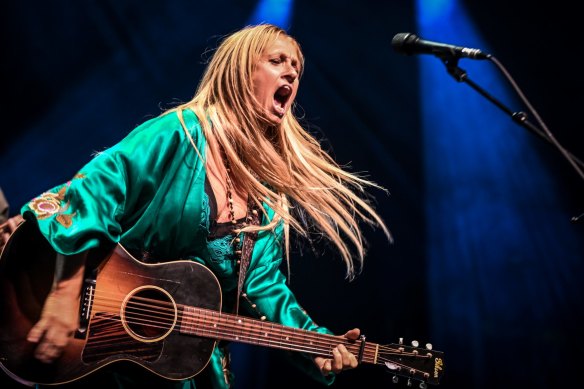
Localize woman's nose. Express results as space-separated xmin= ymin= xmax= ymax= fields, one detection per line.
xmin=283 ymin=65 xmax=298 ymax=82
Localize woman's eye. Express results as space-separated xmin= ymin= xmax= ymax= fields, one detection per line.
xmin=269 ymin=58 xmax=282 ymax=64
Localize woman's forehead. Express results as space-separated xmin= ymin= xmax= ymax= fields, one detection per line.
xmin=262 ymin=36 xmax=302 ymax=58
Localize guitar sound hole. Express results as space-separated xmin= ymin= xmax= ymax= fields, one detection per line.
xmin=123 ymin=287 xmax=176 ymax=341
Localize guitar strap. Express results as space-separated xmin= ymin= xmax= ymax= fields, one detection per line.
xmin=234 ymin=198 xmax=261 ymax=315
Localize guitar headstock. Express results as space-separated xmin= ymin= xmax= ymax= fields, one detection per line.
xmin=378 ymin=338 xmax=444 ymax=387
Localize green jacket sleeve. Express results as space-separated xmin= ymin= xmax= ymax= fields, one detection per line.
xmin=20 ymin=110 xmax=205 ymax=257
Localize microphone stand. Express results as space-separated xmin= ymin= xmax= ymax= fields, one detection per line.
xmin=438 ymin=55 xmax=584 ymax=223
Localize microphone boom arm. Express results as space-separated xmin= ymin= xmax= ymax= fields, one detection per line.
xmin=440 ymin=56 xmax=584 ymax=176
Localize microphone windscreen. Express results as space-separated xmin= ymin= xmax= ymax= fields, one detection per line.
xmin=391 ymin=33 xmax=419 ymax=55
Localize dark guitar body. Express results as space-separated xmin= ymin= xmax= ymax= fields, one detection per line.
xmin=0 ymin=220 xmax=223 ymax=385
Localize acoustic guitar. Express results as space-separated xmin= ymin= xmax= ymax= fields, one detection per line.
xmin=0 ymin=220 xmax=444 ymax=387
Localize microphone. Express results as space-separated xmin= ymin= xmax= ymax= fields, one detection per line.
xmin=391 ymin=32 xmax=490 ymax=60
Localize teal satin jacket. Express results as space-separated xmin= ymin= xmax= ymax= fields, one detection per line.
xmin=22 ymin=109 xmax=335 ymax=388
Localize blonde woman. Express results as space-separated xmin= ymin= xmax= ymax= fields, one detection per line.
xmin=19 ymin=24 xmax=390 ymax=388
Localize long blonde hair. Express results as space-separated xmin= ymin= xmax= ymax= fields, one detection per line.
xmin=168 ymin=24 xmax=391 ymax=279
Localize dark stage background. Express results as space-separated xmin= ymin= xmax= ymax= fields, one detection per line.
xmin=1 ymin=1 xmax=582 ymax=388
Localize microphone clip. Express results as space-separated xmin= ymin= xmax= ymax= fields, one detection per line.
xmin=440 ymin=56 xmax=467 ymax=82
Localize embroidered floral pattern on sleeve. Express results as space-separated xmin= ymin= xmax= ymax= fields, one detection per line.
xmin=28 ymin=173 xmax=85 ymax=228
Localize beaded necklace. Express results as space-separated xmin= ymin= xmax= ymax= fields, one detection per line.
xmin=224 ymin=163 xmax=238 ymax=226
xmin=223 ymin=158 xmax=261 ymax=315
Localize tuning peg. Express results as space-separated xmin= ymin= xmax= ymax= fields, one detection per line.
xmin=407 ymin=378 xmax=412 ymax=387
xmin=419 ymin=382 xmax=427 ymax=389
xmin=411 ymin=340 xmax=419 ymax=347
xmin=392 ymin=375 xmax=399 ymax=384
xmin=399 ymin=337 xmax=403 ymax=344
xmin=426 ymin=343 xmax=433 ymax=350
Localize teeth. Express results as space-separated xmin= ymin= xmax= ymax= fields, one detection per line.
xmin=277 ymin=85 xmax=292 ymax=96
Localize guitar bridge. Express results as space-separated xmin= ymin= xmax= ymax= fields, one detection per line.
xmin=75 ymin=269 xmax=97 ymax=339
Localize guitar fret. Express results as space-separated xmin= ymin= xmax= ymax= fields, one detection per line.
xmin=235 ymin=317 xmax=242 ymax=341
xmin=212 ymin=310 xmax=221 ymax=339
xmin=179 ymin=306 xmax=192 ymax=334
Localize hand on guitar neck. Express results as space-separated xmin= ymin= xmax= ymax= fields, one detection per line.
xmin=314 ymin=328 xmax=360 ymax=376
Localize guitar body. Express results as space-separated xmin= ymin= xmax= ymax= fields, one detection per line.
xmin=0 ymin=220 xmax=222 ymax=385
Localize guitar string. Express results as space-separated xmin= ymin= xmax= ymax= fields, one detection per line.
xmin=95 ymin=293 xmax=434 ymax=361
xmin=89 ymin=288 xmax=432 ymax=361
xmin=90 ymin=292 xmax=434 ymax=366
xmin=86 ymin=315 xmax=375 ymax=363
xmin=85 ymin=290 xmax=434 ymax=368
xmin=80 ymin=293 xmax=436 ymax=380
xmin=85 ymin=290 xmax=381 ymax=361
xmin=79 ymin=316 xmax=430 ymax=382
xmin=79 ymin=317 xmax=433 ymax=382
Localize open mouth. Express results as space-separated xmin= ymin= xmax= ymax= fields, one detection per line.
xmin=273 ymin=85 xmax=292 ymax=117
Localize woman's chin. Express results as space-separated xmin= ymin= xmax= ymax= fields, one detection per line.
xmin=267 ymin=110 xmax=285 ymax=125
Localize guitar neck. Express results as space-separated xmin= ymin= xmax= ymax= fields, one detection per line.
xmin=179 ymin=306 xmax=379 ymax=364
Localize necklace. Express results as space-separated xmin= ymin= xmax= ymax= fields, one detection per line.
xmin=222 ymin=155 xmax=262 ymax=317
xmin=223 ymin=159 xmax=243 ymax=260
xmin=223 ymin=157 xmax=258 ymax=226
xmin=224 ymin=163 xmax=238 ymax=225
xmin=223 ymin=158 xmax=261 ymax=250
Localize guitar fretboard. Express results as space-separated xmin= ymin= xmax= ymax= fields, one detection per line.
xmin=179 ymin=306 xmax=379 ymax=364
